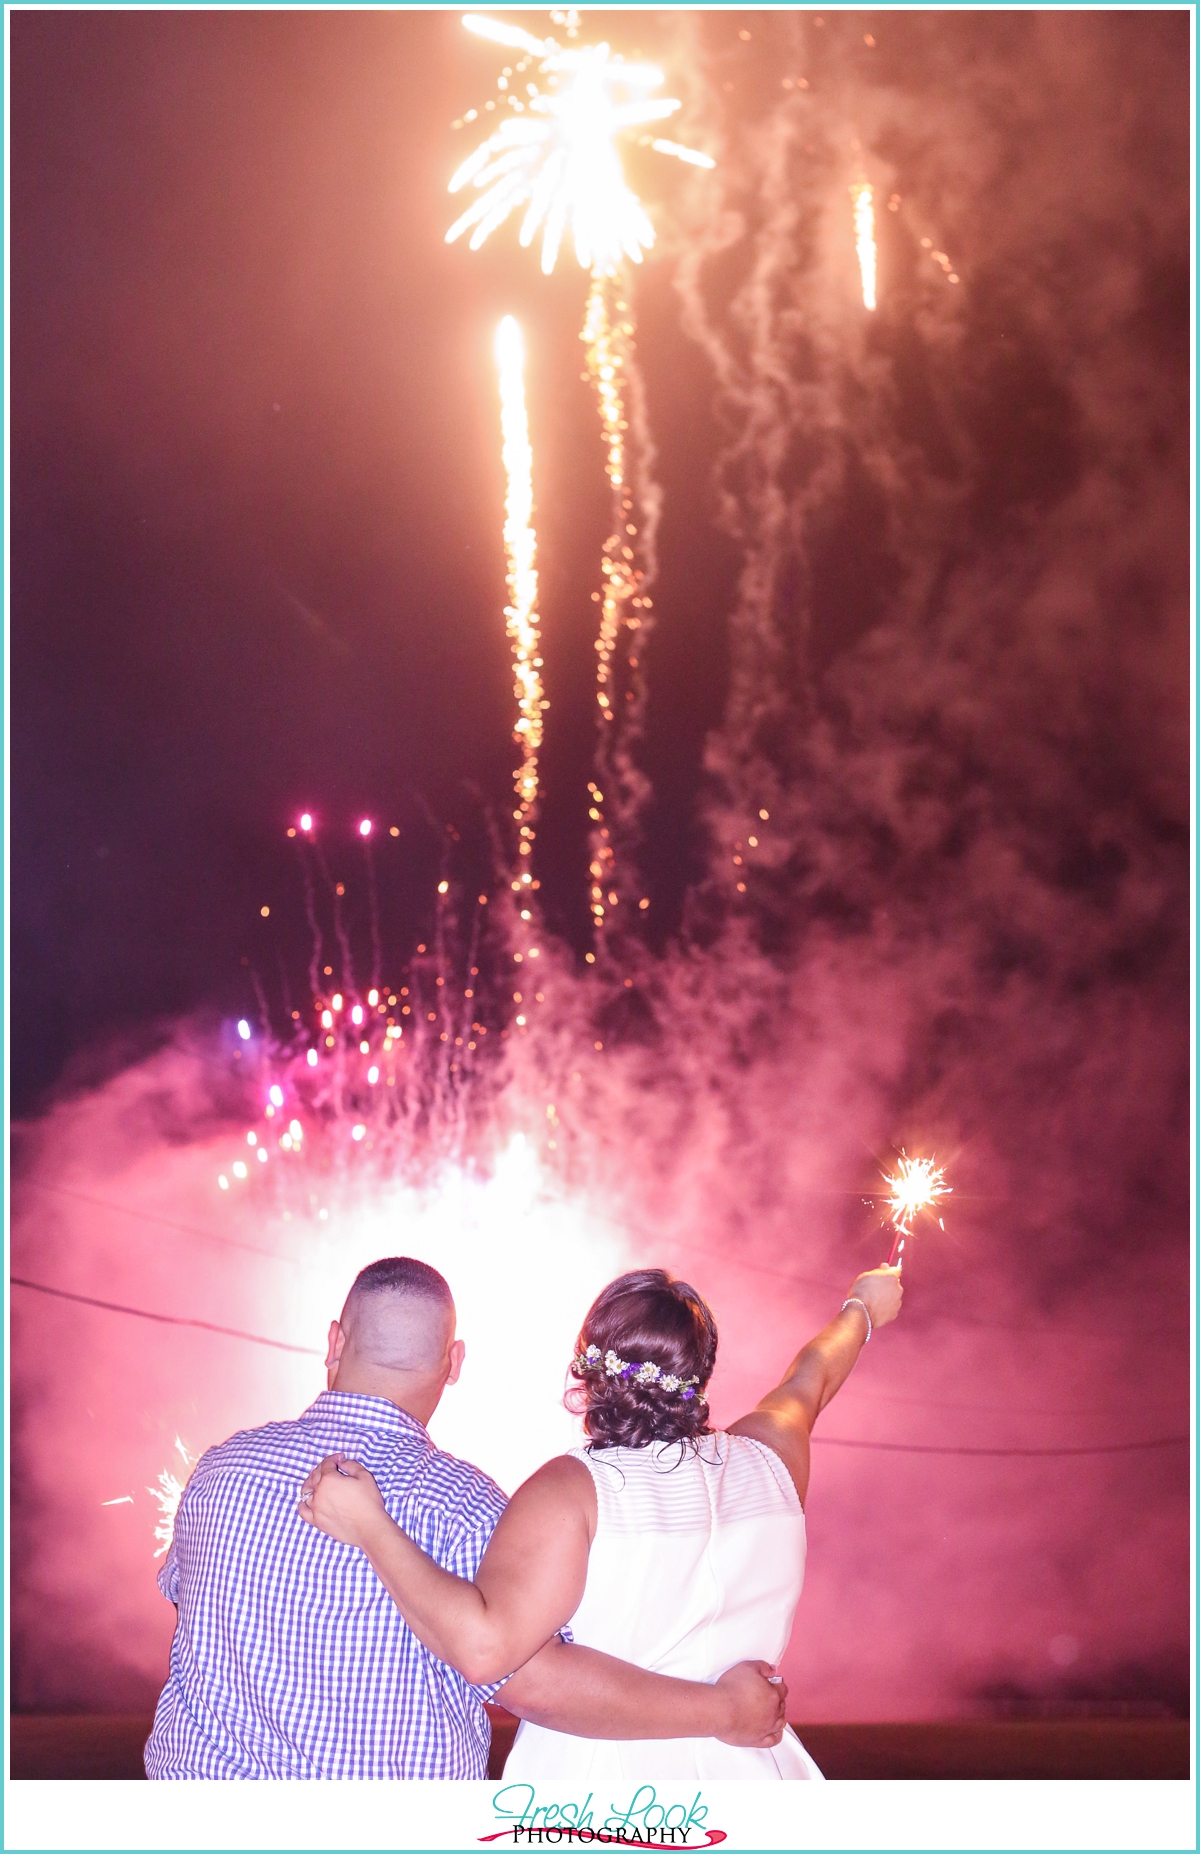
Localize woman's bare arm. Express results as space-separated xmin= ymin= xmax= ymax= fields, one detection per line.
xmin=501 ymin=1641 xmax=788 ymax=1745
xmin=729 ymin=1265 xmax=903 ymax=1505
xmin=300 ymin=1453 xmax=594 ymax=1686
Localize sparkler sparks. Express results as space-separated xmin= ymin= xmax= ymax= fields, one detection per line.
xmin=149 ymin=1435 xmax=196 ymax=1558
xmin=448 ymin=14 xmax=711 ymax=276
xmin=494 ymin=316 xmax=546 ymax=852
xmin=851 ymin=180 xmax=877 ymax=311
xmin=883 ymin=1153 xmax=951 ymax=1234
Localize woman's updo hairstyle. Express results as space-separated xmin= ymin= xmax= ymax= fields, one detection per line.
xmin=568 ymin=1268 xmax=718 ymax=1449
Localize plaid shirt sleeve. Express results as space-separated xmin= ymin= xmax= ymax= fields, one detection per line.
xmin=442 ymin=1507 xmax=514 ymax=1702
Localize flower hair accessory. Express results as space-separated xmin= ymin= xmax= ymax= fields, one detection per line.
xmin=572 ymin=1342 xmax=706 ymax=1402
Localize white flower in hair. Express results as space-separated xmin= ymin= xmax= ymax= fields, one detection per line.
xmin=634 ymin=1362 xmax=659 ymax=1385
xmin=604 ymin=1350 xmax=624 ymax=1376
xmin=660 ymin=1375 xmax=680 ymax=1392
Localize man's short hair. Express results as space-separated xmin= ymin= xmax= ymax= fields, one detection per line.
xmin=348 ymin=1257 xmax=454 ymax=1308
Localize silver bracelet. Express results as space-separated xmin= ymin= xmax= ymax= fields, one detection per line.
xmin=841 ymin=1296 xmax=872 ymax=1342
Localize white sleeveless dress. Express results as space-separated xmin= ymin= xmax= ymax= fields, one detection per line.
xmin=503 ymin=1432 xmax=824 ymax=1780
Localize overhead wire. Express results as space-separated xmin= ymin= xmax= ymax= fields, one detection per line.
xmin=10 ymin=1276 xmax=323 ymax=1358
xmin=10 ymin=1277 xmax=1188 ymax=1456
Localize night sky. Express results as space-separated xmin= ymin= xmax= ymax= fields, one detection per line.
xmin=13 ymin=7 xmax=743 ymax=1113
xmin=11 ymin=7 xmax=1191 ymax=1725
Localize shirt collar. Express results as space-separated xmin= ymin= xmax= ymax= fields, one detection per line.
xmin=303 ymin=1389 xmax=431 ymax=1440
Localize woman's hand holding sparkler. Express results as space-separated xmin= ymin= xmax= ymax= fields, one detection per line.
xmin=842 ymin=1264 xmax=905 ymax=1337
xmin=299 ymin=1454 xmax=388 ymax=1550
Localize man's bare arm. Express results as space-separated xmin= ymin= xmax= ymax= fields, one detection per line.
xmin=500 ymin=1639 xmax=787 ymax=1747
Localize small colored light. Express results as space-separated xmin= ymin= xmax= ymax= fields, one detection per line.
xmin=351 ymin=1124 xmax=366 ymax=1142
xmin=218 ymin=1175 xmax=229 ymax=1189
xmin=269 ymin=1085 xmax=284 ymax=1107
xmin=351 ymin=1005 xmax=364 ymax=1026
xmin=359 ymin=819 xmax=372 ymax=837
xmin=247 ymin=1132 xmax=257 ymax=1146
xmin=438 ymin=880 xmax=449 ymax=894
xmin=232 ymin=1161 xmax=248 ymax=1179
xmin=300 ymin=813 xmax=313 ymax=832
xmin=237 ymin=1020 xmax=251 ymax=1040
xmin=322 ymin=1010 xmax=333 ymax=1028
xmin=307 ymin=1049 xmax=318 ymax=1067
xmin=332 ymin=994 xmax=344 ymax=1012
xmin=257 ymin=1148 xmax=268 ymax=1163
xmin=289 ymin=1119 xmax=302 ymax=1138
xmin=367 ymin=1066 xmax=380 ymax=1085
xmin=367 ymin=989 xmax=379 ymax=1006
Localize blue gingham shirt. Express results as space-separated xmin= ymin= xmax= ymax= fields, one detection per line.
xmin=144 ymin=1390 xmax=508 ymax=1779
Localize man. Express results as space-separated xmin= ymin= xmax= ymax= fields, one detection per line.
xmin=145 ymin=1256 xmax=787 ymax=1778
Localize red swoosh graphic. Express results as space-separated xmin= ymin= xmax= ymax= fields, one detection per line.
xmin=477 ymin=1832 xmax=727 ymax=1847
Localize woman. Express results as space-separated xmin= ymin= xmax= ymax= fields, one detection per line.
xmin=299 ymin=1261 xmax=902 ymax=1779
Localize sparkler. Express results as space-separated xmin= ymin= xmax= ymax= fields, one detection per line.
xmin=881 ymin=1153 xmax=951 ymax=1266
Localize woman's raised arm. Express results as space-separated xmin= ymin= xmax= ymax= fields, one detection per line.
xmin=729 ymin=1264 xmax=903 ymax=1505
xmin=299 ymin=1453 xmax=594 ymax=1685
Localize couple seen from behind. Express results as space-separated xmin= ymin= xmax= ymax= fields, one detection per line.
xmin=146 ymin=1254 xmax=902 ymax=1780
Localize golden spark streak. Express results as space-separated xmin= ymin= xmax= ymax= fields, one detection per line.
xmin=449 ymin=17 xmax=712 ymax=276
xmin=495 ymin=317 xmax=545 ymax=845
xmin=581 ymin=275 xmax=647 ymax=924
xmin=649 ymin=138 xmax=715 ymax=169
xmin=883 ymin=1154 xmax=950 ymax=1234
xmin=852 ymin=181 xmax=877 ymax=311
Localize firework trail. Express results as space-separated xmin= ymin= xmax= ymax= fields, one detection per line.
xmin=448 ymin=10 xmax=713 ymax=941
xmin=580 ymin=274 xmax=658 ymax=934
xmin=851 ymin=179 xmax=876 ymax=310
xmin=494 ymin=315 xmax=546 ymax=875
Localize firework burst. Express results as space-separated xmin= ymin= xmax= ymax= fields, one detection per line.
xmin=447 ymin=13 xmax=712 ymax=278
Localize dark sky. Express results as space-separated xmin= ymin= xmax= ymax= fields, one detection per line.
xmin=12 ymin=7 xmax=740 ymax=1112
xmin=12 ymin=8 xmax=1189 ymax=1115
